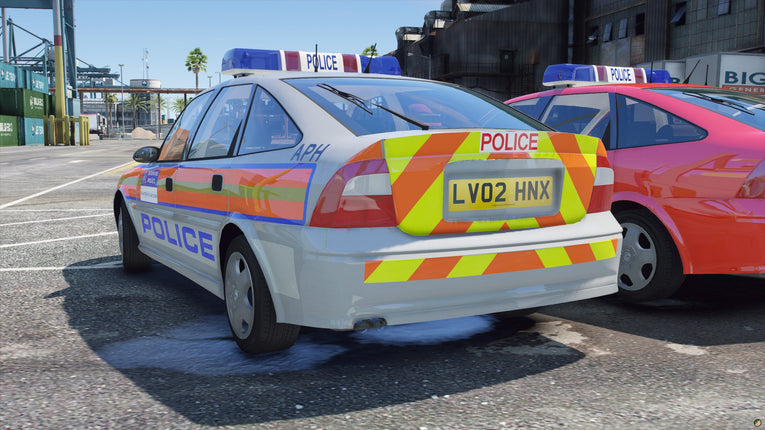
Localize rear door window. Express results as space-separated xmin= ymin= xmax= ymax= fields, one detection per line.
xmin=186 ymin=84 xmax=254 ymax=160
xmin=615 ymin=95 xmax=706 ymax=149
xmin=508 ymin=96 xmax=550 ymax=119
xmin=238 ymin=87 xmax=303 ymax=155
xmin=539 ymin=93 xmax=613 ymax=148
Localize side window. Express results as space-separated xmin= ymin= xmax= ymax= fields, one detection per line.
xmin=238 ymin=87 xmax=303 ymax=155
xmin=508 ymin=96 xmax=550 ymax=119
xmin=158 ymin=92 xmax=213 ymax=161
xmin=616 ymin=95 xmax=706 ymax=149
xmin=540 ymin=93 xmax=612 ymax=148
xmin=186 ymin=84 xmax=253 ymax=160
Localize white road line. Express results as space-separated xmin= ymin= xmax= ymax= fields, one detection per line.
xmin=0 ymin=231 xmax=117 ymax=249
xmin=0 ymin=208 xmax=111 ymax=212
xmin=68 ymin=160 xmax=85 ymax=164
xmin=0 ymin=261 xmax=124 ymax=272
xmin=0 ymin=161 xmax=132 ymax=210
xmin=0 ymin=213 xmax=111 ymax=227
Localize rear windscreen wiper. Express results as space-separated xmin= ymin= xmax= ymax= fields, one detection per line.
xmin=682 ymin=92 xmax=754 ymax=116
xmin=317 ymin=83 xmax=429 ymax=130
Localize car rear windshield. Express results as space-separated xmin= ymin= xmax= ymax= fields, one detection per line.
xmin=648 ymin=87 xmax=765 ymax=131
xmin=285 ymin=77 xmax=547 ymax=135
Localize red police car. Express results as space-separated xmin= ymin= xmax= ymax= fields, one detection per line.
xmin=507 ymin=64 xmax=765 ymax=302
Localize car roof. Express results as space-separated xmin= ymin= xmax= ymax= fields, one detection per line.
xmin=509 ymin=83 xmax=720 ymax=101
xmin=218 ymin=72 xmax=430 ymax=87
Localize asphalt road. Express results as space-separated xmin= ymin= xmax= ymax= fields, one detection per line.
xmin=1 ymin=140 xmax=763 ymax=430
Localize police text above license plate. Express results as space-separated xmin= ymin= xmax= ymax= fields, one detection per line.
xmin=448 ymin=176 xmax=553 ymax=212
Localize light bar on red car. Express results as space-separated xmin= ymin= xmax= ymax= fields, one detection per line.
xmin=221 ymin=48 xmax=401 ymax=77
xmin=543 ymin=63 xmax=672 ymax=87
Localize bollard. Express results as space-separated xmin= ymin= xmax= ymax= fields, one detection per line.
xmin=80 ymin=116 xmax=89 ymax=146
xmin=44 ymin=115 xmax=55 ymax=146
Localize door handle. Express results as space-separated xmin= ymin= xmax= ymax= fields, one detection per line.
xmin=165 ymin=178 xmax=173 ymax=192
xmin=212 ymin=174 xmax=223 ymax=192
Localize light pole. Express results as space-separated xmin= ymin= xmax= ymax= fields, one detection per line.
xmin=118 ymin=64 xmax=124 ymax=137
xmin=208 ymin=75 xmax=212 ymax=88
xmin=216 ymin=71 xmax=221 ymax=84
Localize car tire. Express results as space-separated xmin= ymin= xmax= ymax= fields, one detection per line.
xmin=224 ymin=235 xmax=299 ymax=354
xmin=118 ymin=200 xmax=153 ymax=272
xmin=615 ymin=209 xmax=685 ymax=302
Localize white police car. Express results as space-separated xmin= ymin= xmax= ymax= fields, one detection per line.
xmin=115 ymin=49 xmax=623 ymax=354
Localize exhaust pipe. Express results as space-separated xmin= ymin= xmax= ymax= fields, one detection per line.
xmin=353 ymin=317 xmax=387 ymax=330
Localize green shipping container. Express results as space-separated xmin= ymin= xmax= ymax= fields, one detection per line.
xmin=0 ymin=115 xmax=19 ymax=146
xmin=20 ymin=117 xmax=45 ymax=145
xmin=0 ymin=62 xmax=24 ymax=89
xmin=0 ymin=88 xmax=47 ymax=118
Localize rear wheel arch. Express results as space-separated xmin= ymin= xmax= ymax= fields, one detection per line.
xmin=611 ymin=199 xmax=690 ymax=273
xmin=610 ymin=202 xmax=686 ymax=301
xmin=219 ymin=223 xmax=245 ymax=275
xmin=218 ymin=223 xmax=287 ymax=320
xmin=220 ymin=231 xmax=299 ymax=353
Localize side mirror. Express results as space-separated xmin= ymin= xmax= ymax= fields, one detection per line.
xmin=133 ymin=146 xmax=160 ymax=163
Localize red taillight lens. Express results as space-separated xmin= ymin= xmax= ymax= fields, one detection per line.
xmin=310 ymin=159 xmax=397 ymax=228
xmin=738 ymin=159 xmax=765 ymax=199
xmin=587 ymin=155 xmax=614 ymax=213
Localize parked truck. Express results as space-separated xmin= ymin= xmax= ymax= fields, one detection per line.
xmin=641 ymin=52 xmax=765 ymax=95
xmin=81 ymin=112 xmax=106 ymax=139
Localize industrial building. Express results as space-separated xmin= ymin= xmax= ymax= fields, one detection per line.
xmin=395 ymin=0 xmax=765 ymax=100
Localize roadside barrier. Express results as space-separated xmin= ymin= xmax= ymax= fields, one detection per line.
xmin=44 ymin=115 xmax=90 ymax=146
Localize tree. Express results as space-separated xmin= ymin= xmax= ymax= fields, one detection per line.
xmin=171 ymin=96 xmax=192 ymax=116
xmin=185 ymin=48 xmax=208 ymax=92
xmin=362 ymin=44 xmax=378 ymax=57
xmin=124 ymin=94 xmax=151 ymax=131
xmin=151 ymin=94 xmax=169 ymax=123
xmin=104 ymin=93 xmax=117 ymax=137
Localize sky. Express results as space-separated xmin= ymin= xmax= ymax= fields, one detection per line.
xmin=4 ymin=0 xmax=445 ymax=90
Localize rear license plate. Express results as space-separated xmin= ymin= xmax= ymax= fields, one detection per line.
xmin=447 ymin=176 xmax=553 ymax=212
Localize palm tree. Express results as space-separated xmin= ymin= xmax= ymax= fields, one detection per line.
xmin=185 ymin=48 xmax=208 ymax=92
xmin=124 ymin=94 xmax=151 ymax=131
xmin=104 ymin=93 xmax=117 ymax=137
xmin=171 ymin=96 xmax=192 ymax=117
xmin=151 ymin=94 xmax=169 ymax=123
xmin=362 ymin=44 xmax=378 ymax=57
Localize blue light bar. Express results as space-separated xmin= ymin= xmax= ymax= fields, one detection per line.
xmin=221 ymin=48 xmax=401 ymax=76
xmin=543 ymin=63 xmax=672 ymax=87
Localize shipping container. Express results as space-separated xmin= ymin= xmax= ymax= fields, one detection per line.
xmin=0 ymin=62 xmax=24 ymax=89
xmin=0 ymin=88 xmax=47 ymax=118
xmin=25 ymin=70 xmax=49 ymax=94
xmin=20 ymin=117 xmax=45 ymax=145
xmin=0 ymin=114 xmax=19 ymax=146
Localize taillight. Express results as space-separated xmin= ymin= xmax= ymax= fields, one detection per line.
xmin=738 ymin=159 xmax=765 ymax=199
xmin=310 ymin=158 xmax=397 ymax=228
xmin=587 ymin=154 xmax=614 ymax=213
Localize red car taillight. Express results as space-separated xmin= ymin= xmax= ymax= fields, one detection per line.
xmin=738 ymin=159 xmax=765 ymax=199
xmin=310 ymin=158 xmax=397 ymax=228
xmin=587 ymin=154 xmax=614 ymax=213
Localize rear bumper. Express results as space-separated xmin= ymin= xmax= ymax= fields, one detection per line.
xmin=254 ymin=211 xmax=622 ymax=329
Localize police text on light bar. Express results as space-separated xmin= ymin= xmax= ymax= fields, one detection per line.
xmin=221 ymin=48 xmax=401 ymax=77
xmin=542 ymin=64 xmax=672 ymax=87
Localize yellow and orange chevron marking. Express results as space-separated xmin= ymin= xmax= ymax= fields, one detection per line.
xmin=382 ymin=131 xmax=605 ymax=236
xmin=364 ymin=238 xmax=619 ymax=283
